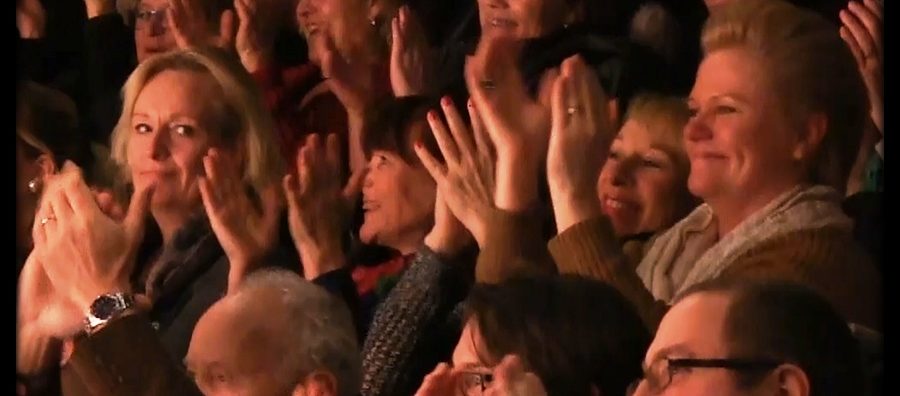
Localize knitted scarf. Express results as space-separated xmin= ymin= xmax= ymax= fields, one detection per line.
xmin=636 ymin=184 xmax=853 ymax=301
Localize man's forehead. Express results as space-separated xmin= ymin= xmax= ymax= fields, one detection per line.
xmin=646 ymin=292 xmax=732 ymax=361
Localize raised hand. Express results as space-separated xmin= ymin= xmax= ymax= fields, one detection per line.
xmin=283 ymin=134 xmax=363 ymax=280
xmin=198 ymin=148 xmax=283 ymax=292
xmin=547 ymin=55 xmax=613 ymax=232
xmin=234 ymin=0 xmax=276 ymax=72
xmin=390 ymin=5 xmax=433 ymax=96
xmin=840 ymin=0 xmax=883 ymax=135
xmin=33 ymin=162 xmax=154 ymax=315
xmin=416 ymin=97 xmax=495 ymax=249
xmin=167 ymin=0 xmax=237 ymax=50
xmin=83 ymin=0 xmax=116 ymax=18
xmin=465 ymin=35 xmax=549 ymax=211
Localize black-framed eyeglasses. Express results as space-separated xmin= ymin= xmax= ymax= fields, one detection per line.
xmin=458 ymin=370 xmax=494 ymax=396
xmin=626 ymin=357 xmax=783 ymax=395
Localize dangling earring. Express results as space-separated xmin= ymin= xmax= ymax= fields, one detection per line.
xmin=27 ymin=177 xmax=41 ymax=194
xmin=563 ymin=23 xmax=569 ymax=29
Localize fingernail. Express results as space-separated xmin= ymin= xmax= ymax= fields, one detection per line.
xmin=441 ymin=96 xmax=453 ymax=107
xmin=428 ymin=110 xmax=438 ymax=121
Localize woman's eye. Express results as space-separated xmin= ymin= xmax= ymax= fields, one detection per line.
xmin=687 ymin=107 xmax=699 ymax=118
xmin=608 ymin=151 xmax=621 ymax=160
xmin=134 ymin=124 xmax=152 ymax=134
xmin=172 ymin=124 xmax=194 ymax=136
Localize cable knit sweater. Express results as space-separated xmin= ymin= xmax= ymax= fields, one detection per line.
xmin=360 ymin=246 xmax=470 ymax=396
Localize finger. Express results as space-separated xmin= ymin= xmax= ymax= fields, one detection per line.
xmin=123 ymin=184 xmax=155 ymax=240
xmin=297 ymin=143 xmax=314 ymax=196
xmin=219 ymin=9 xmax=237 ymax=49
xmin=426 ymin=109 xmax=461 ymax=166
xmin=234 ymin=0 xmax=249 ymax=25
xmin=282 ymin=174 xmax=302 ymax=212
xmin=202 ymin=151 xmax=223 ymax=203
xmin=848 ymin=1 xmax=883 ymax=51
xmin=49 ymin=188 xmax=74 ymax=225
xmin=840 ymin=9 xmax=877 ymax=59
xmin=863 ymin=0 xmax=883 ymax=21
xmin=550 ymin=71 xmax=571 ymax=134
xmin=325 ymin=133 xmax=342 ymax=174
xmin=441 ymin=96 xmax=477 ymax=163
xmin=60 ymin=165 xmax=105 ymax=220
xmin=840 ymin=26 xmax=866 ymax=67
xmin=414 ymin=140 xmax=449 ymax=184
xmin=391 ymin=15 xmax=403 ymax=55
xmin=492 ymin=354 xmax=526 ymax=385
xmin=537 ymin=67 xmax=560 ymax=108
xmin=259 ymin=182 xmax=284 ymax=219
xmin=166 ymin=7 xmax=187 ymax=47
xmin=342 ymin=167 xmax=367 ymax=202
xmin=468 ymin=98 xmax=494 ymax=158
xmin=198 ymin=177 xmax=220 ymax=218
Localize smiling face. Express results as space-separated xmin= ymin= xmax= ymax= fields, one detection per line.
xmin=598 ymin=119 xmax=690 ymax=236
xmin=684 ymin=48 xmax=805 ymax=211
xmin=359 ymin=148 xmax=436 ymax=254
xmin=126 ymin=69 xmax=224 ymax=211
xmin=476 ymin=0 xmax=572 ymax=39
xmin=295 ymin=0 xmax=372 ymax=65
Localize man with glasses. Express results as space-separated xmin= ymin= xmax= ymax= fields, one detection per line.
xmin=629 ymin=279 xmax=866 ymax=396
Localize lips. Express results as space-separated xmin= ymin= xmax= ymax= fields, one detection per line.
xmin=487 ymin=17 xmax=517 ymax=30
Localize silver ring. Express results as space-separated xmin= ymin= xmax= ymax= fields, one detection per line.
xmin=567 ymin=106 xmax=579 ymax=115
xmin=40 ymin=216 xmax=55 ymax=226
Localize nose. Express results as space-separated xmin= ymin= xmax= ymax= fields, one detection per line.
xmin=149 ymin=129 xmax=170 ymax=161
xmin=607 ymin=157 xmax=635 ymax=187
xmin=149 ymin=14 xmax=168 ymax=36
xmin=683 ymin=110 xmax=713 ymax=143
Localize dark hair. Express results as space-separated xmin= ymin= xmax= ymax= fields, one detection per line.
xmin=464 ymin=275 xmax=650 ymax=396
xmin=677 ymin=278 xmax=865 ymax=395
xmin=571 ymin=0 xmax=641 ymax=36
xmin=16 ymin=81 xmax=90 ymax=171
xmin=362 ymin=96 xmax=444 ymax=165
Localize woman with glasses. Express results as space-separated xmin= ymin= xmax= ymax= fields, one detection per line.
xmin=415 ymin=276 xmax=650 ymax=396
xmin=630 ymin=279 xmax=865 ymax=396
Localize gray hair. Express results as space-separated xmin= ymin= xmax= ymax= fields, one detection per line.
xmin=233 ymin=269 xmax=361 ymax=396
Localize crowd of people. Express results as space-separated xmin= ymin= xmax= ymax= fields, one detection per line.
xmin=16 ymin=0 xmax=883 ymax=395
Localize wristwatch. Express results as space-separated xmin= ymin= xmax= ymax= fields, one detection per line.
xmin=84 ymin=292 xmax=135 ymax=334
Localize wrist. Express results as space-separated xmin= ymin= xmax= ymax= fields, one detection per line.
xmin=18 ymin=24 xmax=44 ymax=39
xmin=495 ymin=158 xmax=540 ymax=212
xmin=299 ymin=243 xmax=346 ymax=280
xmin=424 ymin=228 xmax=471 ymax=256
xmin=552 ymin=193 xmax=603 ymax=233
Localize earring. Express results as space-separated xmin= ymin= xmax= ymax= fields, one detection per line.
xmin=370 ymin=18 xmax=376 ymax=27
xmin=27 ymin=177 xmax=41 ymax=194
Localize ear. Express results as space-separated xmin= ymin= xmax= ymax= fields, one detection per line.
xmin=773 ymin=363 xmax=810 ymax=396
xmin=34 ymin=153 xmax=57 ymax=178
xmin=792 ymin=113 xmax=827 ymax=162
xmin=295 ymin=370 xmax=339 ymax=396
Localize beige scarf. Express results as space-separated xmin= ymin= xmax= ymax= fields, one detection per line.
xmin=636 ymin=184 xmax=853 ymax=301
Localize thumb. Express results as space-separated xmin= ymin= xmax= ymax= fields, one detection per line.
xmin=124 ymin=184 xmax=154 ymax=242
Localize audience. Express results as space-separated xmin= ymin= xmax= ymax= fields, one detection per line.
xmin=15 ymin=0 xmax=885 ymax=395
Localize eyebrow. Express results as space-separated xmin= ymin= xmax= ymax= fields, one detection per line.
xmin=648 ymin=344 xmax=695 ymax=365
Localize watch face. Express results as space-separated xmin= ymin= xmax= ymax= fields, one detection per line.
xmin=91 ymin=295 xmax=121 ymax=320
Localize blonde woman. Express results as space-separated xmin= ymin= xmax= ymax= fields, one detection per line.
xmin=18 ymin=47 xmax=286 ymax=392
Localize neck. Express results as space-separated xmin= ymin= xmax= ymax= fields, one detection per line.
xmin=151 ymin=205 xmax=197 ymax=244
xmin=707 ymin=183 xmax=801 ymax=238
xmin=389 ymin=229 xmax=430 ymax=256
